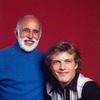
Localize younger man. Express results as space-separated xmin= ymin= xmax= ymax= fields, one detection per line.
xmin=44 ymin=40 xmax=100 ymax=100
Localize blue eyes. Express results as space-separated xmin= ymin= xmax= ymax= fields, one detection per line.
xmin=66 ymin=60 xmax=72 ymax=63
xmin=52 ymin=60 xmax=72 ymax=65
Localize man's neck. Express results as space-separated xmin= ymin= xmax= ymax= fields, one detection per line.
xmin=60 ymin=73 xmax=76 ymax=89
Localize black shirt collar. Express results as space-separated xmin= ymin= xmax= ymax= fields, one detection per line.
xmin=65 ymin=73 xmax=79 ymax=91
xmin=49 ymin=73 xmax=79 ymax=94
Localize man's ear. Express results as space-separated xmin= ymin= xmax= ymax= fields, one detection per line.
xmin=39 ymin=34 xmax=41 ymax=39
xmin=75 ymin=63 xmax=78 ymax=70
xmin=14 ymin=29 xmax=18 ymax=39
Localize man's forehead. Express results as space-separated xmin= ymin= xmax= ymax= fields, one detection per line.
xmin=20 ymin=17 xmax=40 ymax=26
xmin=19 ymin=18 xmax=40 ymax=30
xmin=52 ymin=51 xmax=74 ymax=59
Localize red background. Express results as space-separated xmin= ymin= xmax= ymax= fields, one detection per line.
xmin=0 ymin=0 xmax=100 ymax=85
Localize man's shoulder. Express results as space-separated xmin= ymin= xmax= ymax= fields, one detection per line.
xmin=77 ymin=74 xmax=92 ymax=87
xmin=77 ymin=74 xmax=99 ymax=88
xmin=77 ymin=74 xmax=100 ymax=100
xmin=83 ymin=81 xmax=100 ymax=92
xmin=0 ymin=45 xmax=15 ymax=64
xmin=0 ymin=45 xmax=15 ymax=56
xmin=81 ymin=81 xmax=100 ymax=100
xmin=34 ymin=49 xmax=46 ymax=57
xmin=0 ymin=45 xmax=14 ymax=52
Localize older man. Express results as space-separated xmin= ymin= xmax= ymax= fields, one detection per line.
xmin=0 ymin=15 xmax=45 ymax=100
xmin=44 ymin=40 xmax=100 ymax=100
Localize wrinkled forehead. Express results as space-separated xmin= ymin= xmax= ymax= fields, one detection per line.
xmin=19 ymin=17 xmax=40 ymax=27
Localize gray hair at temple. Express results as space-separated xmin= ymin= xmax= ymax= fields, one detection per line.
xmin=16 ymin=15 xmax=42 ymax=34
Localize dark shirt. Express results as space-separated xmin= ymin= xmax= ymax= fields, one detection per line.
xmin=80 ymin=81 xmax=100 ymax=100
xmin=44 ymin=73 xmax=100 ymax=100
xmin=63 ymin=73 xmax=79 ymax=100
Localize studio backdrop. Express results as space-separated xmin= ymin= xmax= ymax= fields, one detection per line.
xmin=0 ymin=0 xmax=100 ymax=85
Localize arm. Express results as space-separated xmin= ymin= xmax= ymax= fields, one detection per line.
xmin=81 ymin=81 xmax=100 ymax=100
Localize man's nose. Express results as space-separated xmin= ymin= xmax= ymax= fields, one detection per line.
xmin=59 ymin=62 xmax=66 ymax=70
xmin=28 ymin=32 xmax=33 ymax=39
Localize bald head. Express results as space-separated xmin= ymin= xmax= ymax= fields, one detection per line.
xmin=16 ymin=15 xmax=42 ymax=34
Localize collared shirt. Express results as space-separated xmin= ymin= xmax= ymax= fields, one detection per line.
xmin=44 ymin=73 xmax=100 ymax=100
xmin=60 ymin=73 xmax=79 ymax=100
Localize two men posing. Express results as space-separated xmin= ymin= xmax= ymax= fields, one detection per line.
xmin=0 ymin=15 xmax=100 ymax=100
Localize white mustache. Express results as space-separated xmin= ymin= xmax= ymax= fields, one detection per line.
xmin=23 ymin=37 xmax=37 ymax=42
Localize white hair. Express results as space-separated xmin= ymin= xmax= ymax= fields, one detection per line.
xmin=17 ymin=31 xmax=40 ymax=52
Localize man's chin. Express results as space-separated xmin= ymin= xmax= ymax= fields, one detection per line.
xmin=21 ymin=45 xmax=36 ymax=52
xmin=18 ymin=37 xmax=39 ymax=52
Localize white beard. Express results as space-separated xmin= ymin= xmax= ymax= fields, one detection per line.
xmin=18 ymin=34 xmax=40 ymax=52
